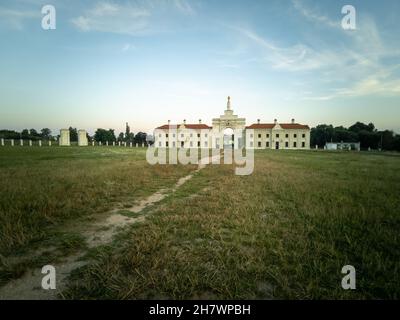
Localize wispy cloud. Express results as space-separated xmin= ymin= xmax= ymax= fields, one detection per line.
xmin=303 ymin=66 xmax=400 ymax=100
xmin=0 ymin=6 xmax=39 ymax=29
xmin=71 ymin=2 xmax=150 ymax=35
xmin=291 ymin=0 xmax=338 ymax=29
xmin=229 ymin=0 xmax=400 ymax=100
xmin=121 ymin=43 xmax=136 ymax=52
xmin=173 ymin=0 xmax=195 ymax=15
xmin=71 ymin=0 xmax=196 ymax=35
xmin=233 ymin=26 xmax=342 ymax=72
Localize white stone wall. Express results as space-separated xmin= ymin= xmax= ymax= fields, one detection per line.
xmin=59 ymin=129 xmax=70 ymax=146
xmin=78 ymin=130 xmax=88 ymax=146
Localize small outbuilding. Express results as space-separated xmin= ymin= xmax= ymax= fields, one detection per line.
xmin=325 ymin=142 xmax=360 ymax=151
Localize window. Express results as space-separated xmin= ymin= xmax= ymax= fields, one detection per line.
xmin=266 ymin=134 xmax=270 ymax=138
xmin=159 ymin=142 xmax=161 ymax=147
xmin=294 ymin=134 xmax=297 ymax=138
xmin=285 ymin=141 xmax=289 ymax=148
xmin=198 ymin=141 xmax=200 ymax=147
xmin=173 ymin=142 xmax=176 ymax=147
xmin=302 ymin=134 xmax=306 ymax=138
xmin=197 ymin=134 xmax=200 ymax=138
xmin=205 ymin=133 xmax=208 ymax=137
xmin=159 ymin=134 xmax=162 ymax=138
xmin=166 ymin=142 xmax=169 ymax=147
xmin=276 ymin=134 xmax=279 ymax=138
xmin=285 ymin=134 xmax=289 ymax=138
xmin=258 ymin=134 xmax=261 ymax=138
xmin=181 ymin=134 xmax=184 ymax=138
xmin=293 ymin=142 xmax=297 ymax=148
xmin=190 ymin=133 xmax=193 ymax=138
xmin=266 ymin=142 xmax=270 ymax=148
xmin=250 ymin=134 xmax=253 ymax=138
xmin=190 ymin=141 xmax=193 ymax=147
xmin=204 ymin=141 xmax=208 ymax=147
xmin=258 ymin=141 xmax=261 ymax=147
xmin=302 ymin=142 xmax=305 ymax=148
xmin=181 ymin=141 xmax=184 ymax=147
xmin=173 ymin=134 xmax=176 ymax=138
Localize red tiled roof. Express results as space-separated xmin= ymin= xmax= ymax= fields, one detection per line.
xmin=280 ymin=123 xmax=310 ymax=129
xmin=246 ymin=123 xmax=310 ymax=130
xmin=245 ymin=124 xmax=275 ymax=129
xmin=156 ymin=124 xmax=212 ymax=130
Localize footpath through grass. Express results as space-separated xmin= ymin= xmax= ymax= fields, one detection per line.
xmin=0 ymin=146 xmax=194 ymax=256
xmin=1 ymin=148 xmax=399 ymax=299
xmin=61 ymin=150 xmax=400 ymax=299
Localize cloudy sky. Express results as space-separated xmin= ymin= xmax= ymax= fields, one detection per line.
xmin=0 ymin=0 xmax=399 ymax=135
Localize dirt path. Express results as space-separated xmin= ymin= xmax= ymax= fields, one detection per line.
xmin=0 ymin=154 xmax=219 ymax=300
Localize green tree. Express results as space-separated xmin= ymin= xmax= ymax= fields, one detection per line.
xmin=134 ymin=132 xmax=147 ymax=145
xmin=94 ymin=128 xmax=116 ymax=143
xmin=117 ymin=132 xmax=124 ymax=142
xmin=21 ymin=129 xmax=29 ymax=139
xmin=69 ymin=127 xmax=78 ymax=142
xmin=29 ymin=129 xmax=39 ymax=137
xmin=349 ymin=122 xmax=375 ymax=133
xmin=41 ymin=128 xmax=52 ymax=139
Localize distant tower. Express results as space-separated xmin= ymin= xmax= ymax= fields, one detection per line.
xmin=227 ymin=96 xmax=231 ymax=110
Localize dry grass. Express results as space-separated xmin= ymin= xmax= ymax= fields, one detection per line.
xmin=60 ymin=150 xmax=400 ymax=299
xmin=0 ymin=146 xmax=194 ymax=256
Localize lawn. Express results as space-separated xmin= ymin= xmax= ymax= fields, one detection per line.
xmin=0 ymin=147 xmax=399 ymax=299
xmin=0 ymin=146 xmax=195 ymax=255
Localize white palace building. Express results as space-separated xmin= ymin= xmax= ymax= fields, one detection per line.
xmin=154 ymin=97 xmax=310 ymax=150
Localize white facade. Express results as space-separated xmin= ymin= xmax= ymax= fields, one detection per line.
xmin=246 ymin=120 xmax=311 ymax=150
xmin=155 ymin=121 xmax=212 ymax=149
xmin=154 ymin=97 xmax=311 ymax=150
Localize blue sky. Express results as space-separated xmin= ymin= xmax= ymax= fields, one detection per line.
xmin=0 ymin=0 xmax=399 ymax=135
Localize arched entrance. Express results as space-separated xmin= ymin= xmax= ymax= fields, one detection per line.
xmin=223 ymin=128 xmax=234 ymax=149
xmin=211 ymin=97 xmax=246 ymax=149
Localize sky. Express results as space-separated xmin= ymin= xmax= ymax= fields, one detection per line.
xmin=0 ymin=0 xmax=399 ymax=135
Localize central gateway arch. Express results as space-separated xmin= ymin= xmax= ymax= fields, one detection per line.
xmin=211 ymin=96 xmax=246 ymax=149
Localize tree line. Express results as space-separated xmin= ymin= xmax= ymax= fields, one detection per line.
xmin=0 ymin=127 xmax=149 ymax=145
xmin=93 ymin=128 xmax=148 ymax=145
xmin=0 ymin=128 xmax=53 ymax=140
xmin=311 ymin=122 xmax=400 ymax=151
xmin=1 ymin=121 xmax=399 ymax=151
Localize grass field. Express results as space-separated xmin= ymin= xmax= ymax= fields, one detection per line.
xmin=0 ymin=146 xmax=399 ymax=299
